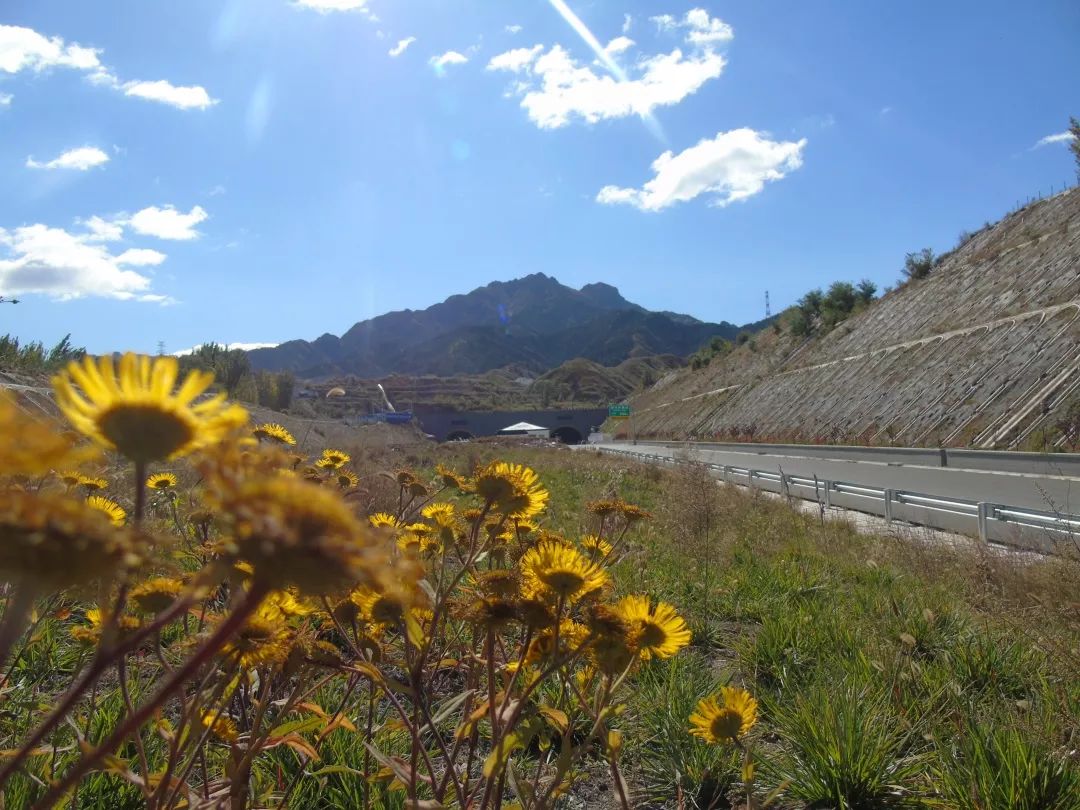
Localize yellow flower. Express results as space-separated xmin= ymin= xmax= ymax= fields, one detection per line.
xmin=220 ymin=610 xmax=293 ymax=669
xmin=369 ymin=512 xmax=398 ymax=528
xmin=526 ymin=619 xmax=590 ymax=664
xmin=520 ymin=540 xmax=608 ymax=603
xmin=0 ymin=392 xmax=98 ymax=477
xmin=146 ymin=472 xmax=178 ymax=491
xmin=52 ymin=353 xmax=248 ymax=463
xmin=319 ymin=449 xmax=350 ymax=469
xmin=70 ymin=606 xmax=142 ymax=645
xmin=689 ymin=686 xmax=759 ymax=743
xmin=351 ymin=586 xmax=411 ymax=629
xmin=130 ymin=577 xmax=186 ymax=614
xmin=474 ymin=569 xmax=520 ymax=599
xmin=435 ymin=463 xmax=469 ymax=490
xmin=79 ymin=475 xmax=109 ymax=493
xmin=473 ymin=462 xmax=549 ymax=519
xmin=461 ymin=596 xmax=518 ymax=630
xmin=260 ymin=590 xmax=313 ymax=620
xmin=337 ymin=469 xmax=360 ymax=490
xmin=200 ymin=711 xmax=239 ymax=743
xmin=586 ymin=499 xmax=620 ymax=518
xmin=615 ymin=595 xmax=691 ymax=660
xmin=201 ymin=461 xmax=398 ymax=596
xmin=87 ymin=495 xmax=126 ymax=526
xmin=421 ymin=502 xmax=455 ymax=523
xmin=580 ymin=534 xmax=613 ymax=558
xmin=58 ymin=471 xmax=85 ymax=487
xmin=585 ymin=603 xmax=638 ymax=675
xmin=252 ymin=422 xmax=296 ymax=446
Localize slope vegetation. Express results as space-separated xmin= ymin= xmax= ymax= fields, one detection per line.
xmin=625 ymin=189 xmax=1080 ymax=449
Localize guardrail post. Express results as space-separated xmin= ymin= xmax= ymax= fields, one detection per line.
xmin=823 ymin=480 xmax=832 ymax=508
xmin=884 ymin=489 xmax=895 ymax=523
xmin=977 ymin=502 xmax=991 ymax=543
xmin=722 ymin=465 xmax=732 ymax=483
xmin=748 ymin=470 xmax=756 ymax=492
xmin=779 ymin=471 xmax=789 ymax=498
xmin=940 ymin=448 xmax=948 ymax=468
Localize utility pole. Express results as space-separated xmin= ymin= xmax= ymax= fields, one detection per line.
xmin=765 ymin=290 xmax=771 ymax=318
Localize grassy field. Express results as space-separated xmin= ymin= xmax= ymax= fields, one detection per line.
xmin=2 ymin=385 xmax=1079 ymax=809
xmin=426 ymin=444 xmax=1080 ymax=808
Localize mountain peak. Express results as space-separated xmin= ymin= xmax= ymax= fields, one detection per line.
xmin=578 ymin=281 xmax=632 ymax=309
xmin=249 ymin=274 xmax=748 ymax=378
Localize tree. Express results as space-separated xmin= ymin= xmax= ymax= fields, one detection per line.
xmin=903 ymin=248 xmax=935 ymax=281
xmin=1070 ymin=116 xmax=1080 ymax=181
xmin=856 ymin=279 xmax=877 ymax=304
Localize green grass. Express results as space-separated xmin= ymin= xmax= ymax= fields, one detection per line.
xmin=4 ymin=443 xmax=1078 ymax=808
xmin=430 ymin=445 xmax=1080 ymax=807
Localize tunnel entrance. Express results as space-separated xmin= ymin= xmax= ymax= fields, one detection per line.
xmin=551 ymin=426 xmax=584 ymax=445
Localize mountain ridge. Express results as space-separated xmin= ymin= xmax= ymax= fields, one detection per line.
xmin=250 ymin=273 xmax=753 ymax=378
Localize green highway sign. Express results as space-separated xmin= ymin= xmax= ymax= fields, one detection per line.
xmin=608 ymin=404 xmax=630 ymax=418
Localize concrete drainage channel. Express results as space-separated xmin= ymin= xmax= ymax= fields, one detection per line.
xmin=597 ymin=447 xmax=1080 ymax=556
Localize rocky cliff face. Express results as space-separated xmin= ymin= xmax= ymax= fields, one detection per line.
xmin=625 ymin=189 xmax=1080 ymax=450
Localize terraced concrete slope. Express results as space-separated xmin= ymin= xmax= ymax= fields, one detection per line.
xmin=626 ymin=189 xmax=1080 ymax=449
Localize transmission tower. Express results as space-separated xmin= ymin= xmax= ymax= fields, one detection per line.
xmin=765 ymin=290 xmax=771 ymax=318
xmin=157 ymin=340 xmax=166 ymax=356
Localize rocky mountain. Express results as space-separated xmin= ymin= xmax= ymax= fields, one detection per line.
xmin=249 ymin=274 xmax=751 ymax=378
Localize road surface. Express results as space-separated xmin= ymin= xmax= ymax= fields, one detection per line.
xmin=589 ymin=442 xmax=1080 ymax=516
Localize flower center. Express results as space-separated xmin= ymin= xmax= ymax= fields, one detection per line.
xmin=639 ymin=620 xmax=666 ymax=649
xmin=99 ymin=405 xmax=194 ymax=463
xmin=540 ymin=569 xmax=585 ymax=596
xmin=709 ymin=708 xmax=743 ymax=741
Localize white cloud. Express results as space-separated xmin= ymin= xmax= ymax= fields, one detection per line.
xmin=116 ymin=248 xmax=167 ymax=266
xmin=492 ymin=43 xmax=726 ymax=129
xmin=604 ymin=36 xmax=635 ymax=56
xmin=597 ymin=128 xmax=806 ymax=211
xmin=26 ymin=145 xmax=110 ymax=171
xmin=0 ymin=24 xmax=102 ymax=73
xmin=174 ymin=341 xmax=279 ymax=356
xmin=650 ymin=9 xmax=732 ymax=44
xmin=622 ymin=14 xmax=633 ymax=34
xmin=81 ymin=215 xmax=124 ymax=242
xmin=683 ymin=9 xmax=734 ymax=45
xmin=0 ymin=221 xmax=165 ymax=301
xmin=486 ymin=45 xmax=544 ymax=73
xmin=650 ymin=14 xmax=677 ymax=31
xmin=0 ymin=92 xmax=11 ymax=106
xmin=1 ymin=25 xmax=214 ymax=111
xmin=121 ymin=79 xmax=217 ymax=110
xmin=505 ymin=25 xmax=523 ymax=35
xmin=293 ymin=0 xmax=371 ymax=12
xmin=429 ymin=51 xmax=469 ymax=72
xmin=206 ymin=184 xmax=227 ymax=197
xmin=389 ymin=37 xmax=416 ymax=57
xmin=1032 ymin=131 xmax=1075 ymax=149
xmin=128 ymin=205 xmax=208 ymax=241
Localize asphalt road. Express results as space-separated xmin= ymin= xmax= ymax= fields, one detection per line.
xmin=591 ymin=442 xmax=1080 ymax=516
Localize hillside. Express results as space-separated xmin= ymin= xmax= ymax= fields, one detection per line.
xmin=290 ymin=355 xmax=685 ymax=419
xmin=249 ymin=274 xmax=748 ymax=377
xmin=622 ymin=188 xmax=1080 ymax=450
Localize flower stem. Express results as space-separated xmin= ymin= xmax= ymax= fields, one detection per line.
xmin=29 ymin=585 xmax=266 ymax=810
xmin=0 ymin=585 xmax=36 ymax=674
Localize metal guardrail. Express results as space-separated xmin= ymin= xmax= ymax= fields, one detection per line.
xmin=597 ymin=447 xmax=1079 ymax=553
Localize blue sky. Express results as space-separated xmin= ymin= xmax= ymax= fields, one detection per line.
xmin=1 ymin=0 xmax=1077 ymax=356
